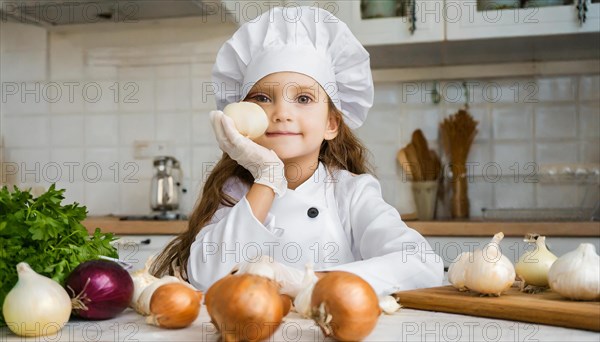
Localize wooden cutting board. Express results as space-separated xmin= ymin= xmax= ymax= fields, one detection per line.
xmin=394 ymin=286 xmax=600 ymax=332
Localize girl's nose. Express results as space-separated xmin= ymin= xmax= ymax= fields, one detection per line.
xmin=270 ymin=100 xmax=293 ymax=122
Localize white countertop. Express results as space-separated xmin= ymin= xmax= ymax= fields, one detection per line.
xmin=2 ymin=306 xmax=599 ymax=342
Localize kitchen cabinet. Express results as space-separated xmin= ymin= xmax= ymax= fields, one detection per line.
xmin=334 ymin=0 xmax=445 ymax=45
xmin=332 ymin=0 xmax=599 ymax=46
xmin=446 ymin=0 xmax=600 ymax=40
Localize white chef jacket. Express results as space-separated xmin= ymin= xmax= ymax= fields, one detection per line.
xmin=187 ymin=162 xmax=444 ymax=296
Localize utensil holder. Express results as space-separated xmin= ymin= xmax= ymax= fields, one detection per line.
xmin=412 ymin=180 xmax=439 ymax=220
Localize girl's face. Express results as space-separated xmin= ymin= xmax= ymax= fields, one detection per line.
xmin=244 ymin=72 xmax=338 ymax=165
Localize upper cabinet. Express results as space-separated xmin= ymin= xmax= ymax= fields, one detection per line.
xmin=332 ymin=0 xmax=599 ymax=45
xmin=334 ymin=0 xmax=445 ymax=45
xmin=446 ymin=0 xmax=600 ymax=40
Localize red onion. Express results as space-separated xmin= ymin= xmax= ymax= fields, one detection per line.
xmin=65 ymin=259 xmax=133 ymax=320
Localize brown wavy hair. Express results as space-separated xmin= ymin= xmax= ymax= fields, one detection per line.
xmin=149 ymin=101 xmax=373 ymax=279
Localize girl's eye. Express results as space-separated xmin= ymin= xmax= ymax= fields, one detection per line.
xmin=251 ymin=94 xmax=270 ymax=103
xmin=297 ymin=95 xmax=312 ymax=104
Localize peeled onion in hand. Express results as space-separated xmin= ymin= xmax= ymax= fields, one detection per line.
xmin=146 ymin=283 xmax=203 ymax=329
xmin=205 ymin=274 xmax=284 ymax=342
xmin=223 ymin=102 xmax=268 ymax=139
xmin=311 ymin=271 xmax=381 ymax=341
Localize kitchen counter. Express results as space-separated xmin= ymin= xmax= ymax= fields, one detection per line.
xmin=2 ymin=307 xmax=599 ymax=341
xmin=83 ymin=216 xmax=600 ymax=237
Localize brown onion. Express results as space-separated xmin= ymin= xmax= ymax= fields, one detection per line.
xmin=280 ymin=294 xmax=292 ymax=317
xmin=310 ymin=271 xmax=381 ymax=341
xmin=147 ymin=283 xmax=203 ymax=329
xmin=205 ymin=274 xmax=284 ymax=342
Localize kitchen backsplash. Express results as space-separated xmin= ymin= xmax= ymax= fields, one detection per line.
xmin=1 ymin=20 xmax=598 ymax=218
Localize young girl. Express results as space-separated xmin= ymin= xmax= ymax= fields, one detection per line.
xmin=151 ymin=5 xmax=443 ymax=296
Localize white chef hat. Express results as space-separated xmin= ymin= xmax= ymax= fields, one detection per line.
xmin=212 ymin=6 xmax=374 ymax=129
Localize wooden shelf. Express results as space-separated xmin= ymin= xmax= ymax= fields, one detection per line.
xmin=409 ymin=221 xmax=600 ymax=237
xmin=83 ymin=216 xmax=600 ymax=237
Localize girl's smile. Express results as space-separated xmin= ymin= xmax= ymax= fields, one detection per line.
xmin=265 ymin=131 xmax=302 ymax=137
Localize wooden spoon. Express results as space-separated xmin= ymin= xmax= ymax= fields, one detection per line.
xmin=404 ymin=143 xmax=423 ymax=181
xmin=396 ymin=148 xmax=413 ymax=179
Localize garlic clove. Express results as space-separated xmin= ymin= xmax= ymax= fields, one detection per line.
xmin=379 ymin=295 xmax=401 ymax=314
xmin=448 ymin=252 xmax=472 ymax=291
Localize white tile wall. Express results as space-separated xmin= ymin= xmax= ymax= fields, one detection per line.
xmin=492 ymin=105 xmax=533 ymax=140
xmin=85 ymin=115 xmax=119 ymax=147
xmin=536 ymin=142 xmax=579 ymax=164
xmin=536 ymin=77 xmax=577 ymax=102
xmin=1 ymin=21 xmax=599 ymax=219
xmin=580 ymin=103 xmax=600 ymax=138
xmin=535 ymin=103 xmax=578 ymax=139
xmin=51 ymin=115 xmax=85 ymax=147
xmin=373 ymin=76 xmax=599 ymax=217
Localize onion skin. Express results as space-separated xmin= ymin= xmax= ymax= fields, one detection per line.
xmin=515 ymin=236 xmax=557 ymax=288
xmin=205 ymin=274 xmax=284 ymax=342
xmin=280 ymin=294 xmax=292 ymax=317
xmin=65 ymin=259 xmax=134 ymax=320
xmin=310 ymin=271 xmax=381 ymax=341
xmin=3 ymin=263 xmax=72 ymax=337
xmin=147 ymin=283 xmax=203 ymax=329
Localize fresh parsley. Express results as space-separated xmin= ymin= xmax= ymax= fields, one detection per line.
xmin=0 ymin=184 xmax=118 ymax=326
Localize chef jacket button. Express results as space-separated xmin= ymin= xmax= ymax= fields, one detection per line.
xmin=307 ymin=207 xmax=319 ymax=218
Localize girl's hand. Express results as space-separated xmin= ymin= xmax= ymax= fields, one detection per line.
xmin=210 ymin=110 xmax=287 ymax=196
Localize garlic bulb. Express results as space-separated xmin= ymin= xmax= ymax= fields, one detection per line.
xmin=223 ymin=102 xmax=268 ymax=139
xmin=379 ymin=295 xmax=401 ymax=314
xmin=234 ymin=255 xmax=305 ymax=297
xmin=130 ymin=258 xmax=159 ymax=308
xmin=548 ymin=243 xmax=600 ymax=301
xmin=3 ymin=263 xmax=72 ymax=337
xmin=448 ymin=251 xmax=472 ymax=291
xmin=234 ymin=255 xmax=277 ymax=280
xmin=293 ymin=264 xmax=319 ymax=318
xmin=464 ymin=232 xmax=515 ymax=296
xmin=515 ymin=236 xmax=557 ymax=287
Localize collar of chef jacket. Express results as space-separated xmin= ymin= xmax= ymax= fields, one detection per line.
xmin=283 ymin=162 xmax=332 ymax=205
